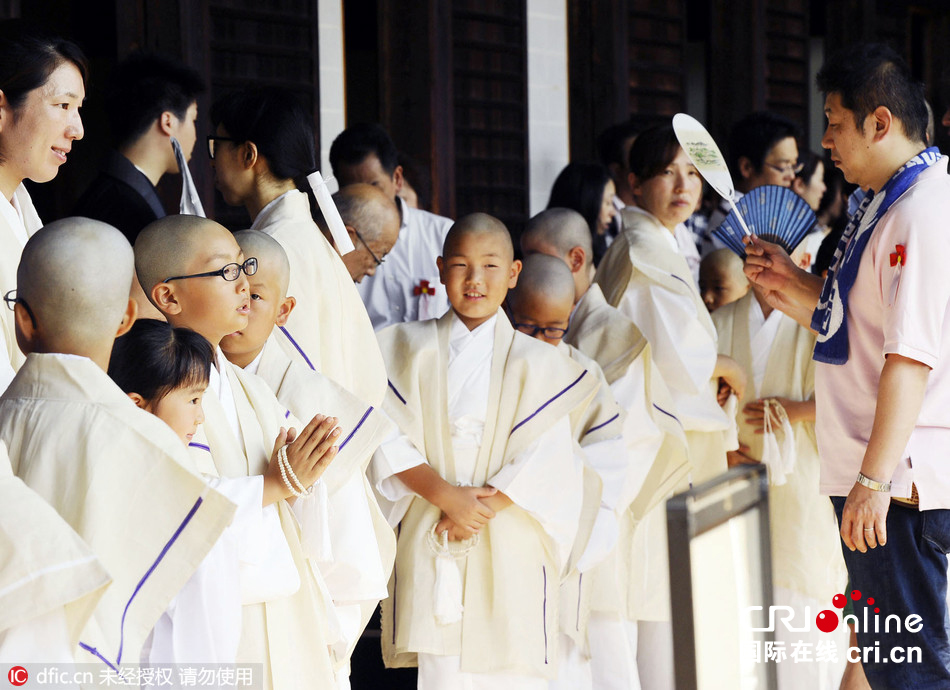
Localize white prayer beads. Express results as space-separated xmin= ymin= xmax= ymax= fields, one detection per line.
xmin=277 ymin=444 xmax=314 ymax=498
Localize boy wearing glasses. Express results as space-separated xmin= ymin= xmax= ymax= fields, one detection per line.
xmin=221 ymin=229 xmax=397 ymax=688
xmin=372 ymin=214 xmax=598 ymax=688
xmin=135 ymin=215 xmax=343 ymax=690
xmin=520 ymin=208 xmax=689 ymax=690
xmin=0 ymin=218 xmax=233 ymax=669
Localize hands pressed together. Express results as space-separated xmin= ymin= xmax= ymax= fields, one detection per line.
xmin=263 ymin=414 xmax=340 ymax=505
xmin=433 ymin=484 xmax=512 ymax=541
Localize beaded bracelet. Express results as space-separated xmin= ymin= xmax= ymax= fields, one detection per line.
xmin=278 ymin=445 xmax=313 ymax=497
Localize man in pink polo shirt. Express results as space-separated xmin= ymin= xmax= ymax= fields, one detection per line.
xmin=745 ymin=43 xmax=950 ymax=686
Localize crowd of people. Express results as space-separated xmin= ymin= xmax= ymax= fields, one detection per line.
xmin=1 ymin=22 xmax=949 ymax=690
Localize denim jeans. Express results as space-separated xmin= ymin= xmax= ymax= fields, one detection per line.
xmin=832 ymin=497 xmax=950 ymax=689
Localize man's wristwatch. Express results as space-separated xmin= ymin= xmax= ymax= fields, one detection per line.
xmin=856 ymin=471 xmax=891 ymax=493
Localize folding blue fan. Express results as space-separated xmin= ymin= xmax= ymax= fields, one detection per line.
xmin=713 ymin=185 xmax=818 ymax=258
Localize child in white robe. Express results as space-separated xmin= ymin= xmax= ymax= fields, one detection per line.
xmin=0 ymin=219 xmax=234 ymax=670
xmin=713 ymin=283 xmax=848 ymax=690
xmin=220 ymin=230 xmax=396 ymax=689
xmin=521 ymin=208 xmax=690 ymax=690
xmin=372 ymin=214 xmax=599 ymax=689
xmin=109 ymin=318 xmax=295 ymax=665
xmin=134 ymin=215 xmax=344 ymax=689
xmin=505 ymin=254 xmax=632 ymax=690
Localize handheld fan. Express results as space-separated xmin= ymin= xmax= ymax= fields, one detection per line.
xmin=713 ymin=185 xmax=817 ymax=258
xmin=672 ymin=113 xmax=751 ymax=236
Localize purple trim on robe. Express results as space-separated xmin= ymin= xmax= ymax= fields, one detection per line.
xmin=652 ymin=403 xmax=683 ymax=427
xmin=584 ymin=413 xmax=620 ymax=436
xmin=116 ymin=497 xmax=204 ymax=664
xmin=510 ymin=371 xmax=587 ymax=436
xmin=278 ymin=325 xmax=315 ymax=371
xmin=387 ymin=380 xmax=407 ymax=405
xmin=542 ymin=565 xmax=549 ymax=664
xmin=576 ymin=572 xmax=583 ymax=631
xmin=339 ymin=407 xmax=373 ymax=451
xmin=79 ymin=643 xmax=123 ymax=675
xmin=188 ymin=442 xmax=211 ymax=452
xmin=284 ymin=409 xmax=291 ymax=419
xmin=670 ymin=273 xmax=693 ymax=289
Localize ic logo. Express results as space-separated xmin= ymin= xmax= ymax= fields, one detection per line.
xmin=7 ymin=666 xmax=27 ymax=686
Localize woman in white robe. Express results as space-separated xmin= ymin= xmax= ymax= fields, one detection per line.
xmin=0 ymin=30 xmax=87 ymax=377
xmin=208 ymin=87 xmax=386 ymax=405
xmin=593 ymin=124 xmax=745 ymax=690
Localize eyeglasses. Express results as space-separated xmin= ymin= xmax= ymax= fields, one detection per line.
xmin=163 ymin=257 xmax=258 ymax=283
xmin=764 ymin=160 xmax=804 ymax=176
xmin=206 ymin=135 xmax=239 ymax=160
xmin=354 ymin=229 xmax=385 ymax=266
xmin=3 ymin=289 xmax=37 ymax=329
xmin=510 ymin=321 xmax=569 ymax=339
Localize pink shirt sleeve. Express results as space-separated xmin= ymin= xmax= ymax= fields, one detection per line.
xmin=878 ymin=193 xmax=950 ymax=368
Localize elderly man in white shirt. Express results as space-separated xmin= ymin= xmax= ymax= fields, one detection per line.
xmin=330 ymin=123 xmax=453 ymax=329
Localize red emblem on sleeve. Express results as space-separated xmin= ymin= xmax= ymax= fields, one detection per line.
xmin=413 ymin=280 xmax=436 ymax=296
xmin=889 ymin=244 xmax=906 ymax=267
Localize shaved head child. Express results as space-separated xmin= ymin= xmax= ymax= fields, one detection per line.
xmin=135 ymin=214 xmax=342 ymax=689
xmin=522 ymin=207 xmax=691 ymax=690
xmin=372 ymin=213 xmax=601 ymax=687
xmin=509 ymin=255 xmax=632 ymax=690
xmin=0 ymin=218 xmax=234 ymax=668
xmin=699 ymin=249 xmax=749 ymax=312
xmin=222 ymin=230 xmax=396 ymax=686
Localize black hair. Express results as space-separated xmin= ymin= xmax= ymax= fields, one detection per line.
xmin=108 ymin=51 xmax=204 ymax=149
xmin=108 ymin=319 xmax=213 ymax=404
xmin=817 ymin=43 xmax=927 ymax=145
xmin=0 ymin=21 xmax=88 ymax=112
xmin=726 ymin=111 xmax=802 ymax=179
xmin=329 ymin=123 xmax=399 ymax=177
xmin=795 ymin=150 xmax=823 ymax=186
xmin=546 ymin=162 xmax=612 ymax=235
xmin=596 ymin=121 xmax=641 ymax=169
xmin=211 ymin=87 xmax=316 ymax=183
xmin=628 ymin=124 xmax=682 ymax=180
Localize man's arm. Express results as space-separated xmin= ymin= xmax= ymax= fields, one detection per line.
xmin=743 ymin=236 xmax=825 ymax=329
xmin=840 ymin=354 xmax=931 ymax=553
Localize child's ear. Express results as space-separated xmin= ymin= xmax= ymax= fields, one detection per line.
xmin=437 ymin=256 xmax=446 ymax=284
xmin=151 ymin=283 xmax=182 ymax=316
xmin=508 ymin=259 xmax=523 ymax=288
xmin=567 ymin=246 xmax=585 ymax=274
xmin=275 ymin=296 xmax=296 ymax=327
xmin=12 ymin=301 xmax=36 ymax=355
xmin=127 ymin=392 xmax=149 ymax=410
xmin=115 ymin=298 xmax=138 ymax=339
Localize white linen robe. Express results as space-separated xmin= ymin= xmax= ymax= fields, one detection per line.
xmin=0 ymin=354 xmax=234 ymax=669
xmin=187 ymin=351 xmax=340 ymax=689
xmin=374 ymin=311 xmax=598 ymax=680
xmin=250 ymin=189 xmax=387 ymax=405
xmin=0 ymin=185 xmax=42 ymax=374
xmin=0 ymin=440 xmax=110 ymax=664
xmin=713 ymin=292 xmax=848 ymax=690
xmin=248 ymin=335 xmax=396 ymax=668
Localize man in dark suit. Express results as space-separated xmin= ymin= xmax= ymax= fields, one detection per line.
xmin=73 ymin=52 xmax=203 ymax=244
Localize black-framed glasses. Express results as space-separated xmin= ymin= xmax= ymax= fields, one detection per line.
xmin=206 ymin=135 xmax=239 ymax=160
xmin=355 ymin=229 xmax=385 ymax=266
xmin=764 ymin=160 xmax=804 ymax=176
xmin=3 ymin=289 xmax=37 ymax=329
xmin=163 ymin=257 xmax=258 ymax=283
xmin=511 ymin=321 xmax=569 ymax=339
